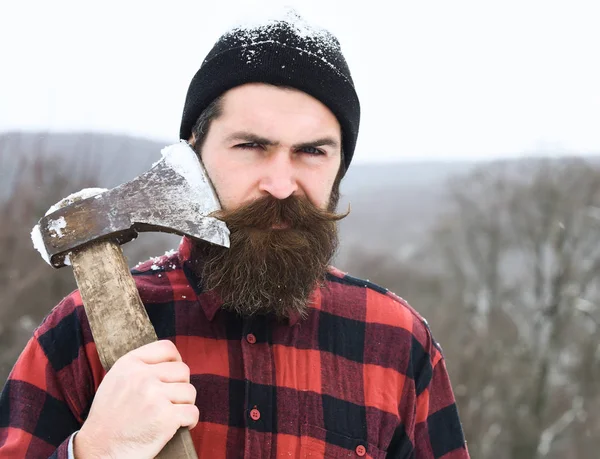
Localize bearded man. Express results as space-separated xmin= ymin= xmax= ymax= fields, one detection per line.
xmin=0 ymin=13 xmax=470 ymax=459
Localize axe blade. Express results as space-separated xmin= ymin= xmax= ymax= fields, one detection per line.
xmin=34 ymin=142 xmax=230 ymax=268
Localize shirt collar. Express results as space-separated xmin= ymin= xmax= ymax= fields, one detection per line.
xmin=178 ymin=236 xmax=302 ymax=326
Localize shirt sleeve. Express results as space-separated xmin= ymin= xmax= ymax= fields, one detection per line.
xmin=0 ymin=294 xmax=101 ymax=458
xmin=413 ymin=355 xmax=470 ymax=458
xmin=67 ymin=431 xmax=79 ymax=459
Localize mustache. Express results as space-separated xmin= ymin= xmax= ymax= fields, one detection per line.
xmin=211 ymin=195 xmax=349 ymax=230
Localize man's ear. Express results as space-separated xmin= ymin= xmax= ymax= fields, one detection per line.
xmin=188 ymin=133 xmax=196 ymax=147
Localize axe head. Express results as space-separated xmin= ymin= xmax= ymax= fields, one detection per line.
xmin=32 ymin=141 xmax=230 ymax=268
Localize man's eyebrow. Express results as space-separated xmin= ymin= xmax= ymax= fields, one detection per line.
xmin=225 ymin=132 xmax=339 ymax=149
xmin=225 ymin=132 xmax=278 ymax=146
xmin=292 ymin=138 xmax=339 ymax=149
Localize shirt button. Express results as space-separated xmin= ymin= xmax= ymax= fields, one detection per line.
xmin=246 ymin=333 xmax=257 ymax=344
xmin=355 ymin=445 xmax=366 ymax=456
xmin=250 ymin=408 xmax=261 ymax=421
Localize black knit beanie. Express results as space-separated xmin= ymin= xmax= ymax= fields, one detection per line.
xmin=179 ymin=12 xmax=360 ymax=170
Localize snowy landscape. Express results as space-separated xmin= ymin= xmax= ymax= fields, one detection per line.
xmin=1 ymin=131 xmax=600 ymax=457
xmin=2 ymin=0 xmax=600 ymax=455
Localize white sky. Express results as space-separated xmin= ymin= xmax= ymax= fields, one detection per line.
xmin=1 ymin=0 xmax=599 ymax=163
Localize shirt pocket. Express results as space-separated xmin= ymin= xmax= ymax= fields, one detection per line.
xmin=300 ymin=424 xmax=386 ymax=459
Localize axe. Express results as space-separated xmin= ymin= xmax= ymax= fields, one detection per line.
xmin=31 ymin=141 xmax=230 ymax=459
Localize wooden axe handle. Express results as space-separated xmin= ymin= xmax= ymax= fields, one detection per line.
xmin=71 ymin=240 xmax=198 ymax=459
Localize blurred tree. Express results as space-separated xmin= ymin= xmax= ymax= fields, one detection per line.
xmin=0 ymin=146 xmax=97 ymax=383
xmin=433 ymin=158 xmax=600 ymax=458
xmin=343 ymin=158 xmax=600 ymax=458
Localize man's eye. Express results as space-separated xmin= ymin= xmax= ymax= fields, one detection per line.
xmin=300 ymin=146 xmax=324 ymax=155
xmin=235 ymin=142 xmax=262 ymax=149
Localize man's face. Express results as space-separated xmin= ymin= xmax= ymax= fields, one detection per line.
xmin=197 ymin=83 xmax=342 ymax=213
xmin=188 ymin=83 xmax=346 ymax=319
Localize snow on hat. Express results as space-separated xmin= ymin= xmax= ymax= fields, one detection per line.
xmin=179 ymin=10 xmax=360 ymax=171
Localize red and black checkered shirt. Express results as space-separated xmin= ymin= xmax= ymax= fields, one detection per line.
xmin=1 ymin=237 xmax=469 ymax=458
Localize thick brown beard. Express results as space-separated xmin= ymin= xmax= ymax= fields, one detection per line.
xmin=189 ymin=195 xmax=347 ymax=320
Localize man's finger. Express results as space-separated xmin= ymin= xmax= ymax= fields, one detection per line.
xmin=174 ymin=404 xmax=200 ymax=430
xmin=129 ymin=340 xmax=182 ymax=364
xmin=152 ymin=361 xmax=191 ymax=383
xmin=164 ymin=383 xmax=197 ymax=405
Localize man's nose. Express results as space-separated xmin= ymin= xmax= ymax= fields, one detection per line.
xmin=258 ymin=152 xmax=298 ymax=200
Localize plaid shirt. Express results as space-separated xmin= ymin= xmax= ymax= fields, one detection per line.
xmin=1 ymin=237 xmax=469 ymax=458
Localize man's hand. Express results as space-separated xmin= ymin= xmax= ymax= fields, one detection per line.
xmin=74 ymin=340 xmax=199 ymax=459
